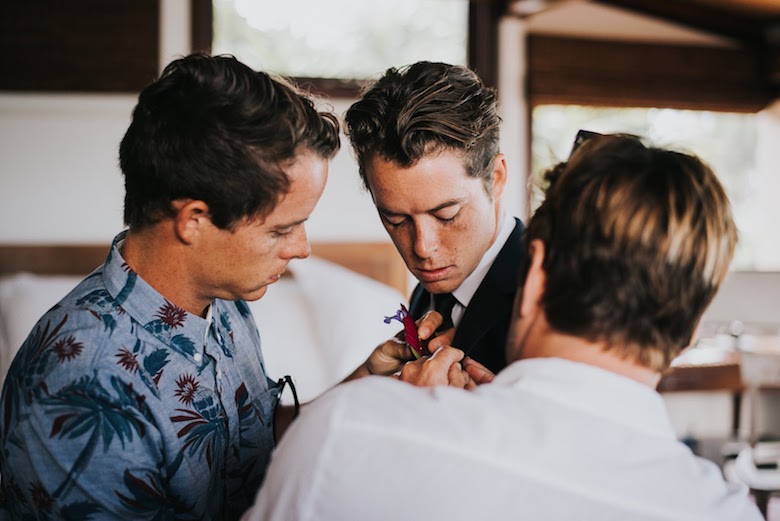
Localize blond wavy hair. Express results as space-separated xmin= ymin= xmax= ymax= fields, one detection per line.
xmin=523 ymin=134 xmax=738 ymax=371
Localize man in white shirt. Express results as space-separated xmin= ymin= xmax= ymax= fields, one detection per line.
xmin=244 ymin=133 xmax=762 ymax=520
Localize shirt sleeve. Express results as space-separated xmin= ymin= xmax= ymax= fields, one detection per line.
xmin=1 ymin=369 xmax=170 ymax=519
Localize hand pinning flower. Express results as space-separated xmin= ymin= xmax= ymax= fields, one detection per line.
xmin=384 ymin=304 xmax=426 ymax=359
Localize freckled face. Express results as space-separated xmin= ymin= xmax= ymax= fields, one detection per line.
xmin=197 ymin=151 xmax=328 ymax=302
xmin=365 ymin=150 xmax=505 ymax=295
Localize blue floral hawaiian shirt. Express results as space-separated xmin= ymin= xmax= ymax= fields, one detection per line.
xmin=0 ymin=231 xmax=282 ymax=520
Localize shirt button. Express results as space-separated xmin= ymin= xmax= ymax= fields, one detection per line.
xmin=194 ymin=353 xmax=202 ymax=363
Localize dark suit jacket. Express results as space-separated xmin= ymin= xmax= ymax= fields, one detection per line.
xmin=409 ymin=218 xmax=526 ymax=374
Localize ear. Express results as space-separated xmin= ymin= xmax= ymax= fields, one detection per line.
xmin=519 ymin=239 xmax=547 ymax=319
xmin=490 ymin=153 xmax=508 ymax=201
xmin=171 ymin=199 xmax=211 ymax=245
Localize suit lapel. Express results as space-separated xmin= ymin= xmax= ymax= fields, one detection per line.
xmin=409 ymin=284 xmax=429 ymax=320
xmin=453 ymin=219 xmax=524 ymax=354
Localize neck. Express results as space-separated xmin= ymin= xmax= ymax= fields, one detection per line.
xmin=519 ymin=328 xmax=661 ymax=388
xmin=491 ymin=204 xmax=505 ymax=246
xmin=122 ymin=227 xmax=210 ymax=316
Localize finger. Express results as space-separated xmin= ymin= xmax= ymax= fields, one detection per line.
xmin=428 ymin=345 xmax=465 ymax=367
xmin=464 ymin=373 xmax=478 ymax=390
xmin=389 ymin=334 xmax=415 ymax=358
xmin=416 ymin=311 xmax=444 ymax=341
xmin=399 ymin=354 xmax=460 ymax=387
xmin=447 ymin=362 xmax=470 ymax=388
xmin=427 ymin=327 xmax=456 ymax=352
xmin=366 ymin=338 xmax=414 ymax=376
xmin=391 ymin=329 xmax=418 ymax=360
xmin=462 ymin=356 xmax=495 ymax=385
xmin=398 ymin=359 xmax=423 ymax=382
xmin=461 ymin=368 xmax=473 ymax=389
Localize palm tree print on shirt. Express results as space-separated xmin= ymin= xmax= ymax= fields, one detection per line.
xmin=42 ymin=373 xmax=152 ymax=503
xmin=170 ymin=389 xmax=228 ymax=470
xmin=145 ymin=301 xmax=197 ymax=359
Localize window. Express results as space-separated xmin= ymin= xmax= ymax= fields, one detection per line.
xmin=531 ymin=105 xmax=779 ymax=271
xmin=212 ymin=0 xmax=468 ymax=90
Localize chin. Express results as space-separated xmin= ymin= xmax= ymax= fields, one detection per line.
xmin=242 ymin=285 xmax=269 ymax=302
xmin=422 ymin=280 xmax=460 ymax=295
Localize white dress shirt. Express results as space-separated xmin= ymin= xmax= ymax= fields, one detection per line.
xmin=246 ymin=358 xmax=761 ymax=521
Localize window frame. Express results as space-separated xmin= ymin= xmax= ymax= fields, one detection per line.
xmin=192 ymin=0 xmax=502 ymax=97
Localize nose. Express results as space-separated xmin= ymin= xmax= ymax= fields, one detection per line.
xmin=284 ymin=226 xmax=311 ymax=260
xmin=413 ymin=219 xmax=438 ymax=260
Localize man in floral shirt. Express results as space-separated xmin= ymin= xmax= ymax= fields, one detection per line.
xmin=0 ymin=53 xmax=466 ymax=520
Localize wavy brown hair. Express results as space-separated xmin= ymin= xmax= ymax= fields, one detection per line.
xmin=345 ymin=61 xmax=500 ymax=194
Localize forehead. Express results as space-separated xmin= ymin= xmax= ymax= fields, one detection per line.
xmin=250 ymin=153 xmax=328 ymax=227
xmin=369 ymin=148 xmax=468 ymax=176
xmin=365 ymin=151 xmax=483 ymax=211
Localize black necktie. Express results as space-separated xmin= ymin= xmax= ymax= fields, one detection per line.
xmin=433 ymin=293 xmax=458 ymax=331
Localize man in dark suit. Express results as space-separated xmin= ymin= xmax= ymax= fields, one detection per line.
xmin=345 ymin=61 xmax=525 ymax=374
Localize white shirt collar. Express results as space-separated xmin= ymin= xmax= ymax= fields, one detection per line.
xmin=491 ymin=357 xmax=676 ymax=439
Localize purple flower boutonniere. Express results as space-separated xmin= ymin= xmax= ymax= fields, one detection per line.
xmin=384 ymin=304 xmax=426 ymax=359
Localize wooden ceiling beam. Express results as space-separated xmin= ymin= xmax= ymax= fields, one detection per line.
xmin=581 ymin=0 xmax=780 ymax=101
xmin=591 ymin=0 xmax=766 ymax=45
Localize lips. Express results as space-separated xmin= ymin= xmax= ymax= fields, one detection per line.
xmin=415 ymin=265 xmax=454 ymax=283
xmin=264 ymin=273 xmax=283 ymax=286
xmin=268 ymin=266 xmax=289 ymax=284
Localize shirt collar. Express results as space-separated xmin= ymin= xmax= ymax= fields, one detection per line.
xmin=452 ymin=211 xmax=515 ymax=309
xmin=490 ymin=357 xmax=676 ymax=439
xmin=100 ymin=230 xmax=216 ymax=366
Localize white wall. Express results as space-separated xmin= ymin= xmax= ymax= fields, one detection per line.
xmin=307 ymin=99 xmax=390 ymax=241
xmin=0 ymin=94 xmax=132 ymax=243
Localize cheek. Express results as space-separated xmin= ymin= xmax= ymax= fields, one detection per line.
xmin=242 ymin=238 xmax=275 ymax=267
xmin=441 ymin=222 xmax=473 ymax=252
xmin=383 ymin=226 xmax=411 ymax=251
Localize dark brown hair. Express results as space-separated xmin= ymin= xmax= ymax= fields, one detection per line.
xmin=120 ymin=53 xmax=340 ymax=230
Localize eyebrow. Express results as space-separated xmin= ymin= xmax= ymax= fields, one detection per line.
xmin=377 ymin=199 xmax=463 ymax=217
xmin=272 ymin=218 xmax=308 ymax=230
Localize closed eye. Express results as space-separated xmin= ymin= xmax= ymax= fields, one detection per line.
xmin=434 ymin=208 xmax=460 ymax=223
xmin=271 ymin=227 xmax=295 ymax=238
xmin=381 ymin=213 xmax=408 ymax=227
